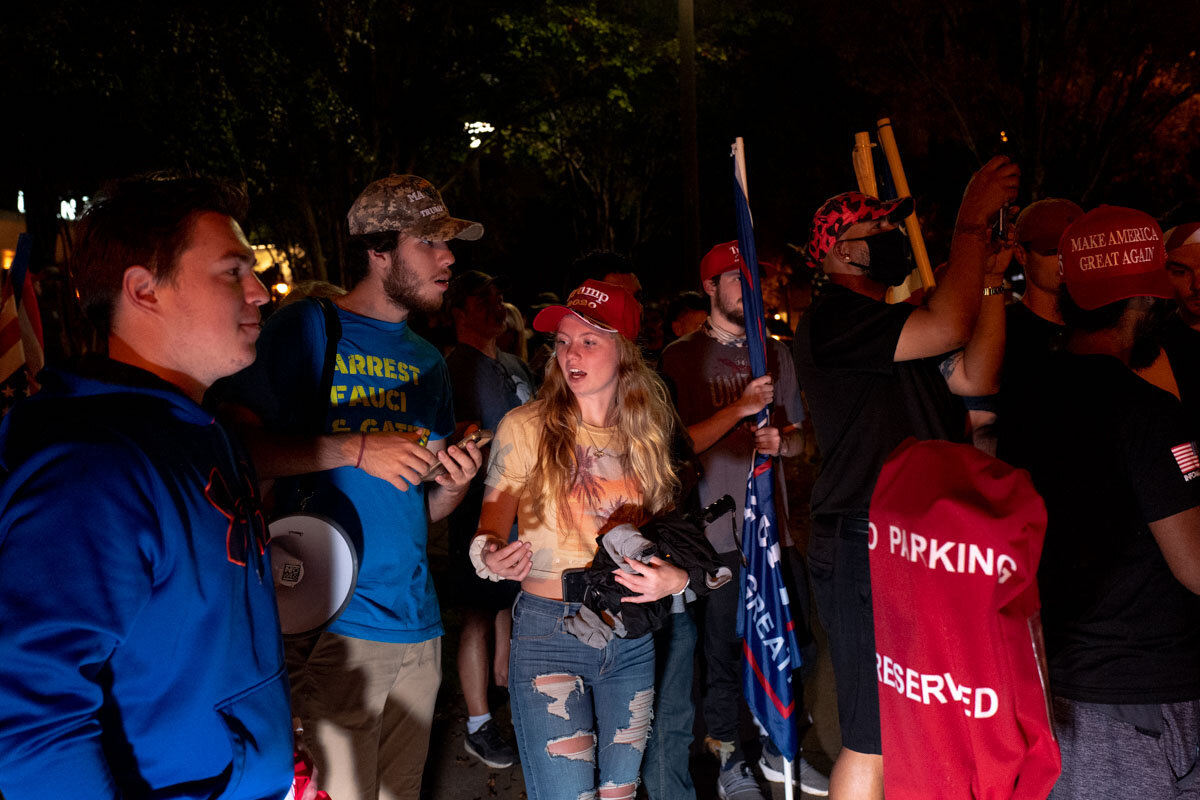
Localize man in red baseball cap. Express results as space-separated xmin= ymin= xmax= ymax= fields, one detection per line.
xmin=792 ymin=156 xmax=1019 ymax=799
xmin=1007 ymin=198 xmax=1084 ymax=361
xmin=999 ymin=206 xmax=1200 ymax=799
xmin=660 ymin=241 xmax=827 ymax=798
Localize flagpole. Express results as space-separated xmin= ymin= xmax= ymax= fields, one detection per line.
xmin=875 ymin=118 xmax=935 ymax=292
xmin=852 ymin=132 xmax=878 ymax=198
xmin=732 ymin=136 xmax=795 ymax=800
xmin=733 ymin=137 xmax=748 ymax=202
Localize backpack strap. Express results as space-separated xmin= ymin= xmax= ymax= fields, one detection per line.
xmin=312 ymin=297 xmax=343 ymax=432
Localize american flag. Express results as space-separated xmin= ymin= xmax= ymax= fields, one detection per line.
xmin=732 ymin=139 xmax=802 ymax=760
xmin=1170 ymin=442 xmax=1199 ymax=478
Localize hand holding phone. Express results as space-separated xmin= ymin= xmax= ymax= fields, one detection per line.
xmin=993 ymin=131 xmax=1019 ymax=238
xmin=421 ymin=428 xmax=494 ymax=482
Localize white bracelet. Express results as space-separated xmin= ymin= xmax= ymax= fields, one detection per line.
xmin=469 ymin=535 xmax=505 ymax=582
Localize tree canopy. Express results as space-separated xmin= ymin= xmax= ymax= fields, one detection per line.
xmin=2 ymin=0 xmax=1195 ymax=318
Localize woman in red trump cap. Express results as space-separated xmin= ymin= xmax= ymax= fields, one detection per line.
xmin=469 ymin=279 xmax=688 ymax=797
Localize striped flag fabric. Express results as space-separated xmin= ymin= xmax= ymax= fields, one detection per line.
xmin=732 ymin=141 xmax=803 ymax=759
xmin=1170 ymin=442 xmax=1199 ymax=480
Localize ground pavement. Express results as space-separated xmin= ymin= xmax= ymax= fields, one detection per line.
xmin=419 ymin=590 xmax=839 ymax=800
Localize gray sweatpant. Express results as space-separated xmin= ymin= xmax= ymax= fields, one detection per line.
xmin=1049 ymin=696 xmax=1200 ymax=799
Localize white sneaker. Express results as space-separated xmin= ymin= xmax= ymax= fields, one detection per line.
xmin=716 ymin=761 xmax=767 ymax=800
xmin=758 ymin=752 xmax=830 ymax=796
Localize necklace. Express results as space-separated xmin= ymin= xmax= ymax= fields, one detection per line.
xmin=580 ymin=424 xmax=620 ymax=458
xmin=703 ymin=318 xmax=747 ymax=348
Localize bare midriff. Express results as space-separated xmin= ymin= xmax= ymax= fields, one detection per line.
xmin=521 ymin=576 xmax=565 ymax=600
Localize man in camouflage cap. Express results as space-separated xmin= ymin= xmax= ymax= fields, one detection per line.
xmin=217 ymin=174 xmax=486 ymax=799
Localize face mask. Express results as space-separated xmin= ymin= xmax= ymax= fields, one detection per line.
xmin=848 ymin=228 xmax=912 ymax=287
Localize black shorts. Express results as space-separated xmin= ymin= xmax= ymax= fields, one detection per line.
xmin=449 ymin=522 xmax=520 ymax=612
xmin=808 ymin=514 xmax=882 ymax=755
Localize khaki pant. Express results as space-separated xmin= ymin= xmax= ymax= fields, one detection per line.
xmin=287 ymin=632 xmax=442 ymax=800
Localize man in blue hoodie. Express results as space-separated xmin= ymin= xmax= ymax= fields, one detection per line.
xmin=0 ymin=176 xmax=294 ymax=800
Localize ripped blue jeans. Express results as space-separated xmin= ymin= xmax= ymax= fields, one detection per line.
xmin=509 ymin=591 xmax=656 ymax=800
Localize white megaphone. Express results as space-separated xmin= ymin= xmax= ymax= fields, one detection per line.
xmin=268 ymin=513 xmax=359 ymax=638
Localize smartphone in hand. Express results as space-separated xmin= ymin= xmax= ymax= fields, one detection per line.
xmin=993 ymin=131 xmax=1019 ymax=238
xmin=420 ymin=428 xmax=494 ymax=482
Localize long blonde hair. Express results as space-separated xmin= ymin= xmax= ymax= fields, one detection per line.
xmin=525 ymin=333 xmax=680 ymax=525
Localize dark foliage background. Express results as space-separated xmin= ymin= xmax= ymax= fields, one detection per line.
xmin=2 ymin=0 xmax=1196 ymax=356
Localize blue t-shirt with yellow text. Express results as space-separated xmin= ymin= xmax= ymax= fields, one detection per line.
xmin=221 ymin=299 xmax=453 ymax=643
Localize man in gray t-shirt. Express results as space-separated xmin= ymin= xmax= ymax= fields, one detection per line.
xmin=660 ymin=241 xmax=826 ymax=798
xmin=662 ymin=327 xmax=803 ymax=553
xmin=445 ymin=270 xmax=533 ymax=770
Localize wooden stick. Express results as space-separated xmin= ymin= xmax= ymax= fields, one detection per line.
xmin=876 ymin=117 xmax=936 ymax=292
xmin=852 ymin=132 xmax=878 ymax=197
xmin=733 ymin=136 xmax=749 ymax=202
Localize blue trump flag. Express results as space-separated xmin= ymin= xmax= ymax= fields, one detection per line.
xmin=732 ymin=143 xmax=803 ymax=759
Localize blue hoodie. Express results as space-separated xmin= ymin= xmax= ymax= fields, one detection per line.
xmin=0 ymin=359 xmax=293 ymax=800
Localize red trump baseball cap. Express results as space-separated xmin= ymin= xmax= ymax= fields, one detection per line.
xmin=700 ymin=240 xmax=743 ymax=284
xmin=532 ymin=279 xmax=642 ymax=340
xmin=1014 ymin=198 xmax=1084 ymax=251
xmin=1058 ymin=205 xmax=1172 ymax=310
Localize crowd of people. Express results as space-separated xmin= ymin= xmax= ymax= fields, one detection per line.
xmin=0 ymin=153 xmax=1196 ymax=800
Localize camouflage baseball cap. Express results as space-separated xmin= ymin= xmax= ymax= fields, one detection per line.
xmin=347 ymin=174 xmax=484 ymax=241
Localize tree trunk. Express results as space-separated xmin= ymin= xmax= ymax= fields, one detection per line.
xmin=293 ymin=182 xmax=328 ymax=283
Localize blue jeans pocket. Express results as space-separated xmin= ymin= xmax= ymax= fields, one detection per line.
xmin=512 ymin=598 xmax=562 ymax=641
xmin=215 ymin=664 xmax=294 ymax=800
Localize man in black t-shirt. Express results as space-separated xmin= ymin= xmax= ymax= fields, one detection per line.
xmin=1005 ymin=198 xmax=1082 ymax=369
xmin=993 ymin=199 xmax=1082 ymax=454
xmin=999 ymin=206 xmax=1200 ymax=799
xmin=661 ymin=241 xmax=826 ymax=799
xmin=793 ymin=158 xmax=1018 ymax=799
